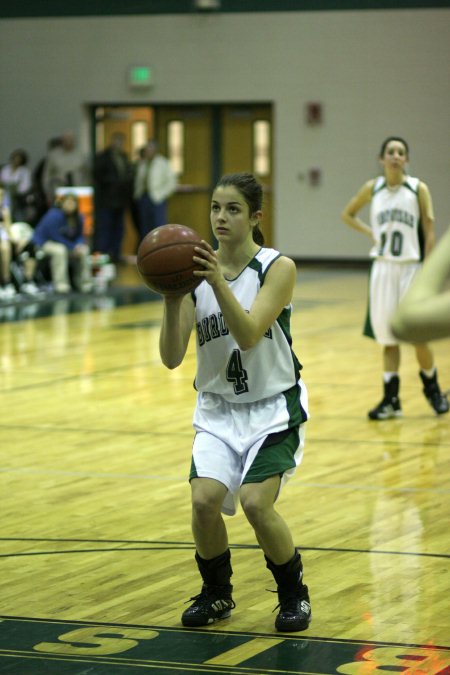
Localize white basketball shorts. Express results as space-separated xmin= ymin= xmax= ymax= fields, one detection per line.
xmin=365 ymin=259 xmax=421 ymax=345
xmin=190 ymin=385 xmax=307 ymax=516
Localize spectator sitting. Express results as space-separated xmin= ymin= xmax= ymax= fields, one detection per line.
xmin=0 ymin=148 xmax=32 ymax=222
xmin=32 ymin=192 xmax=92 ymax=293
xmin=0 ymin=187 xmax=40 ymax=300
xmin=0 ymin=188 xmax=16 ymax=300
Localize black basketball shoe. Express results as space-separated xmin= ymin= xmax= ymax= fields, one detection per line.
xmin=368 ymin=375 xmax=402 ymax=420
xmin=265 ymin=551 xmax=311 ymax=632
xmin=274 ymin=583 xmax=312 ymax=632
xmin=420 ymin=371 xmax=449 ymax=415
xmin=181 ymin=584 xmax=235 ymax=627
xmin=368 ymin=396 xmax=402 ymax=420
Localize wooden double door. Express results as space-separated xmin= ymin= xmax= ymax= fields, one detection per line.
xmin=94 ymin=104 xmax=273 ymax=254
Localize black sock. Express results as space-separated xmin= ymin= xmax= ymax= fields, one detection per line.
xmin=265 ymin=550 xmax=303 ymax=588
xmin=195 ymin=549 xmax=233 ymax=587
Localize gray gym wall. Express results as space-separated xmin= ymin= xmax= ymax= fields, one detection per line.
xmin=1 ymin=7 xmax=449 ymax=259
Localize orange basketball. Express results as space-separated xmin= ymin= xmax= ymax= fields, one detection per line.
xmin=137 ymin=224 xmax=205 ymax=296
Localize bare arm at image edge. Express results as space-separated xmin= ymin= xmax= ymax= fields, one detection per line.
xmin=391 ymin=226 xmax=450 ymax=342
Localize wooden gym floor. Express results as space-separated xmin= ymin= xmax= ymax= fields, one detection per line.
xmin=0 ymin=262 xmax=449 ymax=675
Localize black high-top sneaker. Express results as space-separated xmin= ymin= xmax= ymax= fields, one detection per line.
xmin=181 ymin=583 xmax=235 ymax=626
xmin=368 ymin=375 xmax=402 ymax=420
xmin=419 ymin=371 xmax=449 ymax=415
xmin=266 ymin=551 xmax=312 ymax=632
xmin=275 ymin=583 xmax=311 ymax=632
xmin=181 ymin=550 xmax=235 ymax=627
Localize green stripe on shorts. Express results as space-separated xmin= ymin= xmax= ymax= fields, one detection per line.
xmin=363 ymin=263 xmax=376 ymax=339
xmin=243 ymin=427 xmax=300 ymax=484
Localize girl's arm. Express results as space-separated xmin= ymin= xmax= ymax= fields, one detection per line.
xmin=341 ymin=180 xmax=376 ymax=242
xmin=418 ymin=181 xmax=435 ymax=258
xmin=194 ymin=244 xmax=296 ymax=351
xmin=391 ymin=226 xmax=450 ymax=342
xmin=159 ymin=293 xmax=195 ymax=369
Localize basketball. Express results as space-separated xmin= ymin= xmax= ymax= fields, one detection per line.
xmin=136 ymin=223 xmax=205 ymax=296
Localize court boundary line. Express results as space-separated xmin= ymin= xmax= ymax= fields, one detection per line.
xmin=0 ymin=538 xmax=448 ymax=559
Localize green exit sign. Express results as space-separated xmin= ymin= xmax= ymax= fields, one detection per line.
xmin=128 ymin=66 xmax=153 ymax=88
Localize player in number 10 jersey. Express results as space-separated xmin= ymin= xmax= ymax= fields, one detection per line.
xmin=341 ymin=136 xmax=448 ymax=419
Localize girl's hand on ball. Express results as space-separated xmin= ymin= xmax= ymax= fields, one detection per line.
xmin=193 ymin=243 xmax=222 ymax=287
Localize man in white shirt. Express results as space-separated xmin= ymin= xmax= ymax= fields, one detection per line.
xmin=42 ymin=131 xmax=90 ymax=204
xmin=134 ymin=140 xmax=177 ymax=239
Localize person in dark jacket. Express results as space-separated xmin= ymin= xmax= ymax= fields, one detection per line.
xmin=32 ymin=192 xmax=92 ymax=293
xmin=93 ymin=132 xmax=133 ymax=262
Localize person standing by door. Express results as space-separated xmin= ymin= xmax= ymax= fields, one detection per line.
xmin=133 ymin=140 xmax=177 ymax=240
xmin=42 ymin=131 xmax=90 ymax=205
xmin=341 ymin=136 xmax=448 ymax=419
xmin=93 ymin=132 xmax=134 ymax=263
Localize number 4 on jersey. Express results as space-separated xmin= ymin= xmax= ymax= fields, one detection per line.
xmin=226 ymin=349 xmax=249 ymax=395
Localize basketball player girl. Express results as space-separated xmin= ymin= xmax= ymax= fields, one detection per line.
xmin=341 ymin=136 xmax=448 ymax=419
xmin=159 ymin=172 xmax=311 ymax=632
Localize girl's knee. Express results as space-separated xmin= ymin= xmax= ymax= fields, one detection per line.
xmin=241 ymin=495 xmax=267 ymax=527
xmin=191 ymin=490 xmax=223 ymax=521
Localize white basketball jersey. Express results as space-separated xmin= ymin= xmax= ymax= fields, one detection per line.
xmin=193 ymin=247 xmax=303 ymax=404
xmin=369 ymin=176 xmax=424 ymax=262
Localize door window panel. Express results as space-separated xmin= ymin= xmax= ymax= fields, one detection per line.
xmin=253 ymin=120 xmax=271 ymax=176
xmin=167 ymin=120 xmax=185 ymax=176
xmin=132 ymin=121 xmax=148 ymax=159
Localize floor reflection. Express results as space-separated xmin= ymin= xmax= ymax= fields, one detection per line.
xmin=367 ymin=421 xmax=444 ymax=644
xmin=0 ymin=285 xmax=159 ymax=323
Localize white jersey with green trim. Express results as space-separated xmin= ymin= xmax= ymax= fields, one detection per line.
xmin=369 ymin=175 xmax=424 ymax=262
xmin=193 ymin=247 xmax=302 ymax=404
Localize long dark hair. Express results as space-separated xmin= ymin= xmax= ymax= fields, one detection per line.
xmin=56 ymin=192 xmax=81 ymax=227
xmin=214 ymin=172 xmax=265 ymax=245
xmin=379 ymin=136 xmax=409 ymax=159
